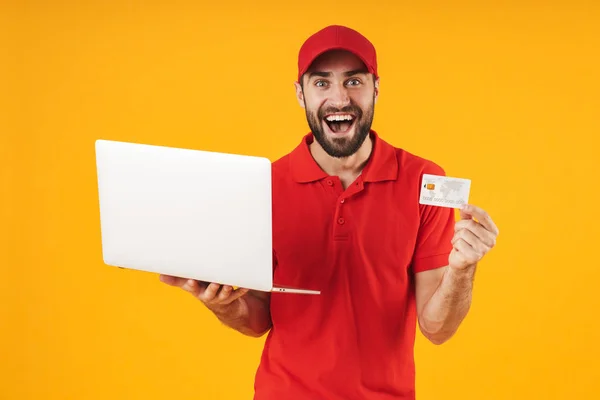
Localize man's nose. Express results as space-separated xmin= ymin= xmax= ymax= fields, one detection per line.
xmin=329 ymin=83 xmax=350 ymax=108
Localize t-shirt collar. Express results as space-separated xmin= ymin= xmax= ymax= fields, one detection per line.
xmin=290 ymin=130 xmax=398 ymax=183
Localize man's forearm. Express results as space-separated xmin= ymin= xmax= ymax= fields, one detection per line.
xmin=419 ymin=265 xmax=476 ymax=344
xmin=212 ymin=291 xmax=272 ymax=337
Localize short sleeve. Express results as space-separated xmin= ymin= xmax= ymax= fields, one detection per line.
xmin=410 ymin=169 xmax=456 ymax=273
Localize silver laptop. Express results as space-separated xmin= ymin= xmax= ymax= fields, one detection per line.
xmin=94 ymin=139 xmax=320 ymax=295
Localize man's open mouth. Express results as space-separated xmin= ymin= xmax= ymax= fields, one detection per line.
xmin=324 ymin=113 xmax=356 ymax=134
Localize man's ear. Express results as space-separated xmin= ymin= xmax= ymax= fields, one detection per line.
xmin=374 ymin=77 xmax=380 ymax=104
xmin=294 ymin=81 xmax=305 ymax=108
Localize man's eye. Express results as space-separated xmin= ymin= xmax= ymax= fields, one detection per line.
xmin=346 ymin=79 xmax=361 ymax=86
xmin=315 ymin=81 xmax=327 ymax=87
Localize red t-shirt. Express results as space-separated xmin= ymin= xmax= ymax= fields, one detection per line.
xmin=253 ymin=131 xmax=455 ymax=400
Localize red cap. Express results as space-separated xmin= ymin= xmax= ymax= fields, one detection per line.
xmin=297 ymin=25 xmax=378 ymax=82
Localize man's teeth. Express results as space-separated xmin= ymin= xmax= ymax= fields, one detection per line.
xmin=325 ymin=115 xmax=354 ymax=122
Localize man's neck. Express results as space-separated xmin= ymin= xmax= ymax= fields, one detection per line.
xmin=309 ymin=135 xmax=373 ymax=180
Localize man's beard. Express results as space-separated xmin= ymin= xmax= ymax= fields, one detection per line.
xmin=305 ymin=97 xmax=375 ymax=158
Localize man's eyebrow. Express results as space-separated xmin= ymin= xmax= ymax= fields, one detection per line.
xmin=308 ymin=68 xmax=369 ymax=80
xmin=306 ymin=69 xmax=369 ymax=80
xmin=308 ymin=71 xmax=331 ymax=79
xmin=344 ymin=69 xmax=369 ymax=77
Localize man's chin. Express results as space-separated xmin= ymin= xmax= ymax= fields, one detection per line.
xmin=321 ymin=138 xmax=360 ymax=158
xmin=326 ymin=132 xmax=353 ymax=147
xmin=308 ymin=118 xmax=370 ymax=158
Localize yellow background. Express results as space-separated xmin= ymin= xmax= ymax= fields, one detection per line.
xmin=3 ymin=1 xmax=599 ymax=399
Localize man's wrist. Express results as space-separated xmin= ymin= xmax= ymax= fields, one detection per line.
xmin=448 ymin=262 xmax=477 ymax=280
xmin=211 ymin=302 xmax=243 ymax=323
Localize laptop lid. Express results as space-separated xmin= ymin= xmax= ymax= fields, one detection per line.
xmin=94 ymin=139 xmax=274 ymax=292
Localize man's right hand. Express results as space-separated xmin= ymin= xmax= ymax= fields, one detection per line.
xmin=159 ymin=275 xmax=272 ymax=337
xmin=159 ymin=275 xmax=250 ymax=316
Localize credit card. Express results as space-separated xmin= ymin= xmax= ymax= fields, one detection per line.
xmin=419 ymin=174 xmax=471 ymax=208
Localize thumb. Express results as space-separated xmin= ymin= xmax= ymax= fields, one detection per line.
xmin=459 ymin=204 xmax=473 ymax=220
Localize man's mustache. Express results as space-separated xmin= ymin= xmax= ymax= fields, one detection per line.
xmin=318 ymin=105 xmax=362 ymax=119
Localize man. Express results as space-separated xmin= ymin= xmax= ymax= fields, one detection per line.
xmin=160 ymin=25 xmax=499 ymax=399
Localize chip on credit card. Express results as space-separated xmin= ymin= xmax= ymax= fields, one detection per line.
xmin=419 ymin=174 xmax=471 ymax=209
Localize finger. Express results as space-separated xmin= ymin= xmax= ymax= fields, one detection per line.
xmin=198 ymin=283 xmax=221 ymax=303
xmin=452 ymin=228 xmax=491 ymax=255
xmin=461 ymin=204 xmax=499 ymax=235
xmin=159 ymin=275 xmax=188 ymax=287
xmin=453 ymin=238 xmax=482 ymax=263
xmin=181 ymin=279 xmax=199 ymax=293
xmin=215 ymin=285 xmax=234 ymax=302
xmin=458 ymin=207 xmax=473 ymax=221
xmin=222 ymin=287 xmax=250 ymax=304
xmin=454 ymin=220 xmax=497 ymax=247
xmin=214 ymin=286 xmax=250 ymax=305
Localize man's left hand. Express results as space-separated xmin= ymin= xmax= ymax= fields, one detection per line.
xmin=449 ymin=204 xmax=499 ymax=270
